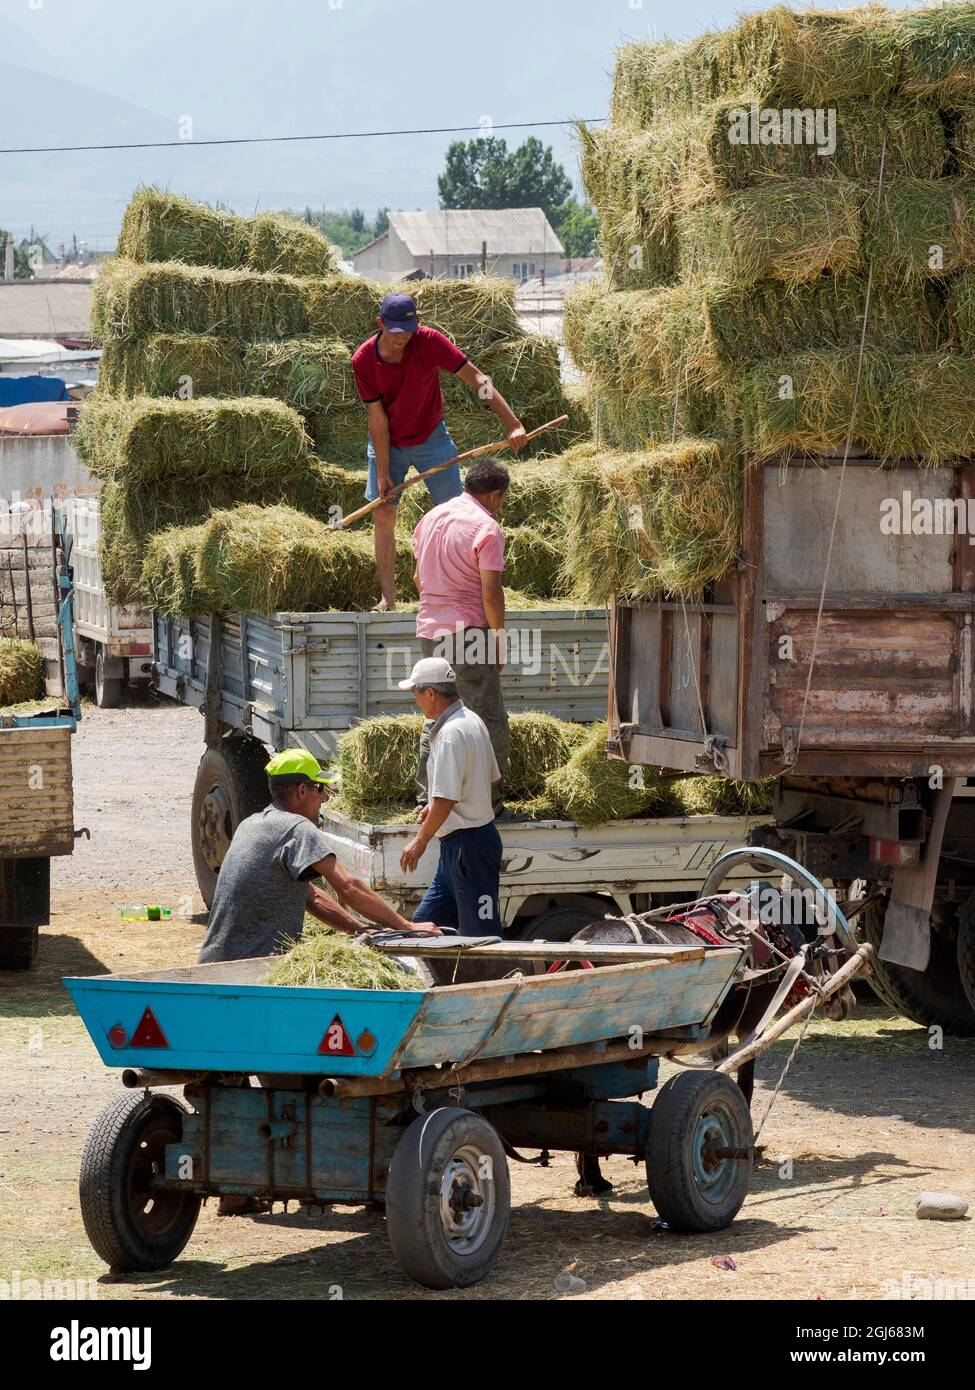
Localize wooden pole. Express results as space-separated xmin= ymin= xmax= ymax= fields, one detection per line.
xmin=21 ymin=532 xmax=35 ymax=642
xmin=50 ymin=498 xmax=66 ymax=698
xmin=6 ymin=552 xmax=19 ymax=636
xmin=715 ymin=943 xmax=874 ymax=1076
xmin=338 ymin=414 xmax=568 ymax=530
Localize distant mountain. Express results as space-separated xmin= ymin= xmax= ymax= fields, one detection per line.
xmin=0 ymin=0 xmax=628 ymax=246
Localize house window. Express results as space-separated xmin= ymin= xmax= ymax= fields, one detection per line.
xmin=512 ymin=261 xmax=537 ymax=282
xmin=451 ymin=263 xmax=475 ymax=278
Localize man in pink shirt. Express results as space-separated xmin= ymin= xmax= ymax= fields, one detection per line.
xmin=412 ymin=457 xmax=510 ymax=802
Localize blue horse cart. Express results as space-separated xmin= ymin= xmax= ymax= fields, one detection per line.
xmin=65 ymin=852 xmax=865 ymax=1289
xmin=67 ymin=943 xmax=754 ymax=1288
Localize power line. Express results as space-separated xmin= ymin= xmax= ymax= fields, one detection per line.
xmin=0 ymin=117 xmax=606 ymax=157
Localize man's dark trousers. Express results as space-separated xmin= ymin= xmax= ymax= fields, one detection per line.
xmin=412 ymin=821 xmax=503 ymax=936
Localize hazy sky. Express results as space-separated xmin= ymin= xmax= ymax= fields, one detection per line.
xmin=0 ymin=0 xmax=919 ymax=250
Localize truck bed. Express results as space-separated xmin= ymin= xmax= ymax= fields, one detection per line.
xmin=322 ymin=807 xmax=771 ymax=925
xmin=154 ymin=607 xmax=611 ymax=757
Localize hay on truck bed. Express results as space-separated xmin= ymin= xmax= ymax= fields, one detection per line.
xmin=0 ymin=639 xmax=44 ymax=706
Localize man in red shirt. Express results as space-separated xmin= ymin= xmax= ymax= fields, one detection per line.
xmin=351 ymin=291 xmax=527 ymax=609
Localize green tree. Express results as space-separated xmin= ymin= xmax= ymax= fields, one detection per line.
xmin=556 ymin=198 xmax=599 ymax=257
xmin=283 ymin=207 xmax=375 ymax=259
xmin=374 ymin=206 xmax=389 ymax=238
xmin=438 ymin=137 xmax=573 ymax=224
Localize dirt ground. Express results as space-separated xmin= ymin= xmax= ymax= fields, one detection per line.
xmin=2 ymin=697 xmax=974 ymax=1301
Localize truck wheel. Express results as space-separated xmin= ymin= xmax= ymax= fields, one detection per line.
xmin=861 ymin=898 xmax=975 ymax=1036
xmin=191 ymin=738 xmax=270 ymax=908
xmin=79 ymin=1092 xmax=200 ymax=1272
xmin=94 ymin=650 xmax=123 ymax=708
xmin=0 ymin=925 xmax=39 ymax=970
xmin=953 ymin=893 xmax=975 ymax=1017
xmin=646 ymin=1071 xmax=753 ymax=1232
xmin=385 ymin=1108 xmax=510 ymax=1289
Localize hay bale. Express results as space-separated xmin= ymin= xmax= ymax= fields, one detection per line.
xmin=307 ymin=403 xmax=367 ymax=467
xmin=338 ymin=713 xmax=424 ymax=811
xmin=196 ymin=504 xmax=384 ymax=615
xmin=246 ymin=212 xmax=337 ymax=277
xmin=678 ymin=181 xmax=863 ymax=288
xmin=741 ymin=350 xmax=975 ymax=464
xmin=897 ymin=1 xmax=975 ymax=101
xmin=505 ymin=713 xmax=588 ymax=801
xmin=611 ymin=8 xmax=901 ymax=124
xmin=97 ymin=333 xmax=245 ymax=398
xmin=0 ymin=639 xmax=43 ymax=705
xmin=91 ymin=258 xmax=310 ymax=342
xmin=117 ymin=188 xmax=336 ymax=277
xmin=304 ymin=273 xmax=520 ymax=356
xmin=739 ymin=347 xmax=878 ymax=459
xmin=673 ymin=775 xmax=776 ymax=816
xmin=563 ymin=439 xmax=740 ymax=602
xmin=140 ymin=524 xmax=220 ymax=616
xmin=75 ymin=395 xmax=313 ymax=485
xmin=581 ymin=104 xmax=946 ymax=291
xmin=265 ymin=919 xmax=416 ymax=989
xmin=868 ymin=178 xmax=975 ymax=282
xmin=502 ymin=526 xmax=566 ymax=599
xmin=544 ymin=721 xmax=680 ymax=826
xmin=242 ymin=337 xmax=355 ymax=410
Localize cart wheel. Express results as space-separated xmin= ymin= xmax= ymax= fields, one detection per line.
xmin=191 ymin=738 xmax=271 ymax=908
xmin=385 ymin=1107 xmax=510 ymax=1289
xmin=646 ymin=1071 xmax=753 ymax=1232
xmin=79 ymin=1091 xmax=201 ymax=1272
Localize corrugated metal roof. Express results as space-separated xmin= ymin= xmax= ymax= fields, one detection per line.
xmin=389 ymin=208 xmax=563 ymax=258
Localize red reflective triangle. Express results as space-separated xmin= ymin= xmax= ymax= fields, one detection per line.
xmin=131 ymin=1006 xmax=168 ymax=1049
xmin=317 ymin=1014 xmax=357 ymax=1057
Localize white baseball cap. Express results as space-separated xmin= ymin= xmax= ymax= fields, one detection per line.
xmin=398 ymin=656 xmax=457 ymax=690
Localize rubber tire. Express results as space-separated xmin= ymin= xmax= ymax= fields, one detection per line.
xmin=80 ymin=1091 xmax=201 ymax=1272
xmin=191 ymin=737 xmax=271 ymax=908
xmin=94 ymin=649 xmax=122 ymax=709
xmin=861 ymin=897 xmax=975 ymax=1036
xmin=646 ymin=1070 xmax=753 ymax=1233
xmin=0 ymin=925 xmax=39 ymax=970
xmin=952 ymin=892 xmax=975 ymax=1018
xmin=386 ymin=1108 xmax=510 ymax=1289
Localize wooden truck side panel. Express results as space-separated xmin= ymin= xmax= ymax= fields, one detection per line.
xmin=611 ymin=457 xmax=975 ymax=778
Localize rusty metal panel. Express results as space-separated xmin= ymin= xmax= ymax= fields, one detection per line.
xmin=0 ymin=725 xmax=74 ymax=858
xmin=764 ymin=607 xmax=965 ymax=752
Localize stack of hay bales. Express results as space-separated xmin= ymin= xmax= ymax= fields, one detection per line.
xmin=563 ymin=2 xmax=975 ymax=603
xmin=83 ymin=187 xmax=583 ymax=613
xmin=328 ymin=710 xmax=774 ymax=825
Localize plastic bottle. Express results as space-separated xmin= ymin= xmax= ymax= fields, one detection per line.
xmin=119 ymin=905 xmax=172 ymax=922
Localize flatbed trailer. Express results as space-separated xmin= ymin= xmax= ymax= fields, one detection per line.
xmin=152 ymin=606 xmax=614 ymax=906
xmin=321 ymin=805 xmax=773 ymax=936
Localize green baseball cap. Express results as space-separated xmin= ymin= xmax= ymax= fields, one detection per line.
xmin=265 ymin=749 xmax=337 ymax=785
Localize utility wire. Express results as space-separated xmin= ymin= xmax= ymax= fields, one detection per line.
xmin=0 ymin=117 xmax=606 ymax=157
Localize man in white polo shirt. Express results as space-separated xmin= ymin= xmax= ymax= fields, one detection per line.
xmin=398 ymin=656 xmax=502 ymax=936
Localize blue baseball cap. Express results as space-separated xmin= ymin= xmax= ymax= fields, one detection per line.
xmin=380 ymin=292 xmax=419 ymax=333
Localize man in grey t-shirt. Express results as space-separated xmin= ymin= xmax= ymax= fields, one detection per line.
xmin=199 ymin=749 xmax=438 ymax=964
